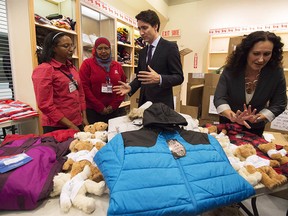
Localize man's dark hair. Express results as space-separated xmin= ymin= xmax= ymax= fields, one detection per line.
xmin=135 ymin=9 xmax=160 ymax=32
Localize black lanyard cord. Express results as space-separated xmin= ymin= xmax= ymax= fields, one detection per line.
xmin=58 ymin=69 xmax=79 ymax=90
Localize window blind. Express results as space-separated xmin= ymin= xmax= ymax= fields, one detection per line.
xmin=0 ymin=0 xmax=13 ymax=100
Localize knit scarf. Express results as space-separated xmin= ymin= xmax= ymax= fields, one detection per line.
xmin=95 ymin=55 xmax=112 ymax=72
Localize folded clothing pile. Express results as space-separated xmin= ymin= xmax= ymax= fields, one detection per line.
xmin=0 ymin=99 xmax=38 ymax=122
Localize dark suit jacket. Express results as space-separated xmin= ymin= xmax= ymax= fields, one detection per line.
xmin=129 ymin=37 xmax=184 ymax=108
xmin=214 ymin=66 xmax=287 ymax=129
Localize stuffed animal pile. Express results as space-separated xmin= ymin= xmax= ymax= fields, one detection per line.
xmin=206 ymin=127 xmax=262 ymax=187
xmin=233 ymin=143 xmax=287 ymax=189
xmin=50 ymin=122 xmax=109 ymax=213
xmin=205 ymin=126 xmax=287 ymax=189
xmin=258 ymin=143 xmax=288 ymax=165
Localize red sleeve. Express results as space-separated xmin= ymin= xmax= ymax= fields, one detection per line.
xmin=32 ymin=65 xmax=64 ymax=123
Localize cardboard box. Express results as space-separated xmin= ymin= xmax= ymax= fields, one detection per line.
xmin=201 ymin=73 xmax=220 ymax=121
xmin=199 ymin=118 xmax=220 ymax=127
xmin=228 ymin=36 xmax=243 ymax=55
xmin=187 ymin=73 xmax=205 ymax=84
xmin=129 ymin=89 xmax=140 ymax=109
xmin=180 ymin=48 xmax=193 ymax=66
xmin=173 ymin=85 xmax=181 ymax=112
xmin=186 ymin=83 xmax=204 ymax=107
xmin=180 ymin=102 xmax=199 ymax=119
xmin=130 ymin=86 xmax=181 ymax=111
xmin=263 ymin=131 xmax=288 ymax=146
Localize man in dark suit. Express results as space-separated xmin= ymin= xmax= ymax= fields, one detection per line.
xmin=113 ymin=9 xmax=184 ymax=109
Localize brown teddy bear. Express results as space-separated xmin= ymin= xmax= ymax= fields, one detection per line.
xmin=84 ymin=124 xmax=97 ymax=134
xmin=245 ymin=165 xmax=287 ymax=190
xmin=234 ymin=144 xmax=280 ymax=167
xmin=258 ymin=143 xmax=288 ymax=165
xmin=69 ymin=139 xmax=94 ymax=152
xmin=84 ymin=122 xmax=108 ymax=134
xmin=93 ymin=121 xmax=108 ymax=131
xmin=233 ymin=144 xmax=287 ymax=189
xmin=62 ymin=139 xmax=104 ymax=182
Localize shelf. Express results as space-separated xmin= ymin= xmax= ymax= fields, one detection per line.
xmin=117 ymin=41 xmax=133 ymax=48
xmin=121 ymin=64 xmax=133 ymax=68
xmin=209 ymin=51 xmax=228 ymax=54
xmin=35 ymin=23 xmax=77 ymax=35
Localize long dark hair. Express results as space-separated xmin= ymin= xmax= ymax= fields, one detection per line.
xmin=225 ymin=31 xmax=284 ymax=73
xmin=38 ymin=31 xmax=70 ymax=63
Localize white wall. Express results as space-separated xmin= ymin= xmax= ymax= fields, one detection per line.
xmin=6 ymin=0 xmax=38 ymax=134
xmin=165 ymin=0 xmax=288 ymax=103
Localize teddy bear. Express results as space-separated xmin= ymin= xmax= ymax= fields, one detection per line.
xmin=50 ymin=172 xmax=71 ymax=198
xmin=245 ymin=164 xmax=287 ymax=190
xmin=93 ymin=121 xmax=108 ymax=131
xmin=234 ymin=144 xmax=280 ymax=167
xmin=237 ymin=165 xmax=262 ymax=187
xmin=84 ymin=122 xmax=108 ymax=134
xmin=69 ymin=139 xmax=93 ymax=152
xmin=84 ymin=124 xmax=97 ymax=134
xmin=258 ymin=143 xmax=288 ymax=165
xmin=62 ymin=140 xmax=104 ymax=182
xmin=82 ymin=122 xmax=108 ymax=142
xmin=127 ymin=107 xmax=145 ymax=120
xmin=50 ymin=165 xmax=106 ymax=214
xmin=222 ymin=143 xmax=262 ymax=187
xmin=94 ymin=130 xmax=108 ymax=143
xmin=74 ymin=131 xmax=95 ymax=141
xmin=233 ymin=144 xmax=287 ymax=189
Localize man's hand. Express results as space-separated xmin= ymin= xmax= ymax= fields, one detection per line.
xmin=137 ymin=65 xmax=160 ymax=85
xmin=113 ymin=81 xmax=131 ymax=96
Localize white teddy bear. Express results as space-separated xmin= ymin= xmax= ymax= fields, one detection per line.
xmin=51 ymin=165 xmax=106 ymax=214
xmin=74 ymin=131 xmax=94 ymax=141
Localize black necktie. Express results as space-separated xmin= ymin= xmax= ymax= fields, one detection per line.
xmin=147 ymin=45 xmax=154 ymax=66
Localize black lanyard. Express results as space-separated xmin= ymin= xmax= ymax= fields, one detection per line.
xmin=58 ymin=69 xmax=79 ymax=90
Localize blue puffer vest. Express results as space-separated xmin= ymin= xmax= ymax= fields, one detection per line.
xmin=95 ymin=103 xmax=255 ymax=216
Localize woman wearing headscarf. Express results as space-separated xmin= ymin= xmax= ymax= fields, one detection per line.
xmin=79 ymin=37 xmax=127 ymax=124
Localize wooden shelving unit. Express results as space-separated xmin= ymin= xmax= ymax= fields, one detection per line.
xmin=207 ymin=31 xmax=288 ymax=74
xmin=30 ymin=0 xmax=80 ymax=68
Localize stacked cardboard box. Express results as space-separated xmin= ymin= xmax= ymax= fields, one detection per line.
xmin=183 ymin=73 xmax=205 ymax=119
xmin=200 ymin=73 xmax=220 ymax=123
xmin=129 ymin=86 xmax=181 ymax=112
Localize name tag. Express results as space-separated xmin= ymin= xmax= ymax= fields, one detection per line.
xmin=69 ymin=81 xmax=77 ymax=92
xmin=101 ymin=83 xmax=113 ymax=93
xmin=167 ymin=139 xmax=186 ymax=159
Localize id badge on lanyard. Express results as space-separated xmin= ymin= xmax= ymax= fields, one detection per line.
xmin=101 ymin=75 xmax=113 ymax=93
xmin=69 ymin=80 xmax=78 ymax=92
